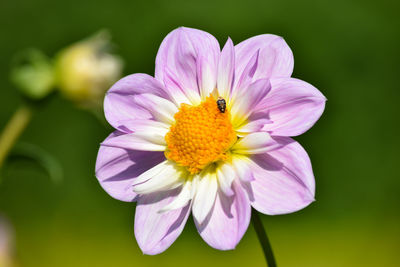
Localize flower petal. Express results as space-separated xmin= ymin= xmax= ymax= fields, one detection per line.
xmin=192 ymin=172 xmax=218 ymax=224
xmin=134 ymin=189 xmax=191 ymax=255
xmin=216 ymin=163 xmax=236 ymax=196
xmin=197 ymin=55 xmax=217 ymax=100
xmin=132 ymin=161 xmax=186 ymax=194
xmin=155 ymin=27 xmax=220 ymax=101
xmin=195 ymin=181 xmax=251 ymax=250
xmin=104 ymin=74 xmax=169 ymax=132
xmin=231 ymin=155 xmax=254 ymax=182
xmin=230 ymin=78 xmax=271 ymax=127
xmin=232 ymin=132 xmax=276 ymax=154
xmin=101 ymin=131 xmax=166 ymax=151
xmin=159 ymin=180 xmax=194 ymax=213
xmin=256 ymin=78 xmax=326 ymax=136
xmin=249 ymin=137 xmax=315 ymax=215
xmin=95 ymin=132 xmax=165 ymax=202
xmin=133 ymin=93 xmax=178 ymax=125
xmin=235 ymin=34 xmax=294 ymax=81
xmin=116 ymin=119 xmax=170 ymax=134
xmin=217 ymin=38 xmax=235 ymax=100
xmin=235 ymin=117 xmax=272 ymax=135
xmin=163 ymin=68 xmax=201 ymax=106
xmin=232 ymin=50 xmax=259 ymax=96
xmin=131 ymin=161 xmax=168 ymax=185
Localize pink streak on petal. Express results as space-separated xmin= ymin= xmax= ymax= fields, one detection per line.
xmin=95 ymin=132 xmax=165 ymax=202
xmin=235 ymin=34 xmax=294 ymax=81
xmin=135 ymin=189 xmax=191 ymax=255
xmin=155 ymin=27 xmax=220 ymax=99
xmin=250 ymin=137 xmax=315 ymax=215
xmin=257 ymin=78 xmax=326 ymax=136
xmin=195 ymin=181 xmax=251 ymax=250
xmin=104 ymin=74 xmax=169 ymax=132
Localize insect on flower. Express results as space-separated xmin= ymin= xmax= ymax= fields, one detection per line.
xmin=96 ymin=27 xmax=326 ymax=255
xmin=216 ymin=97 xmax=226 ymax=113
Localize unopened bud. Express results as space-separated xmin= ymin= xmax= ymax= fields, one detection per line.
xmin=11 ymin=49 xmax=55 ymax=100
xmin=55 ymin=31 xmax=123 ymax=104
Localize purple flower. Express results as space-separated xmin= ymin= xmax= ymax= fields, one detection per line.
xmin=96 ymin=27 xmax=326 ymax=254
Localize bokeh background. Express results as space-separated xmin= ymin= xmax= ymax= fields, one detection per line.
xmin=0 ymin=0 xmax=399 ymax=266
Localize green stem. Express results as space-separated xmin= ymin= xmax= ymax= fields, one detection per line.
xmin=0 ymin=104 xmax=33 ymax=171
xmin=252 ymin=209 xmax=277 ymax=267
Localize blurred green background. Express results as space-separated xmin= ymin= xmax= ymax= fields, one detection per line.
xmin=0 ymin=0 xmax=399 ymax=266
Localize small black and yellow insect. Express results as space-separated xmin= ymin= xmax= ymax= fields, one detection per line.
xmin=216 ymin=97 xmax=226 ymax=113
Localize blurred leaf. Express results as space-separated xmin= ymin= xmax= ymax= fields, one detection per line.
xmin=10 ymin=49 xmax=56 ymax=100
xmin=1 ymin=142 xmax=63 ymax=185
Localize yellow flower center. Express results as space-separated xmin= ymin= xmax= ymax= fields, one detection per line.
xmin=165 ymin=96 xmax=237 ymax=174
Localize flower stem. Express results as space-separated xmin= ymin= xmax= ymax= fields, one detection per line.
xmin=252 ymin=209 xmax=277 ymax=267
xmin=0 ymin=104 xmax=33 ymax=171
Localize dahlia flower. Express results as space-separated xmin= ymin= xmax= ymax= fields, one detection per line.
xmin=96 ymin=27 xmax=326 ymax=254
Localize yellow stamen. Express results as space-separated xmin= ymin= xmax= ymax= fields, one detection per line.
xmin=165 ymin=95 xmax=237 ymax=174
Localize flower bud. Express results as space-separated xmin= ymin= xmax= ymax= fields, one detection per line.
xmin=55 ymin=31 xmax=123 ymax=104
xmin=11 ymin=49 xmax=55 ymax=100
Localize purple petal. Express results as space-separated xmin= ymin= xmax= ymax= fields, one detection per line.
xmin=236 ymin=117 xmax=272 ymax=134
xmin=217 ymin=38 xmax=235 ymax=99
xmin=257 ymin=78 xmax=326 ymax=136
xmin=195 ymin=181 xmax=251 ymax=250
xmin=116 ymin=119 xmax=169 ymax=134
xmin=163 ymin=68 xmax=200 ymax=105
xmin=249 ymin=137 xmax=315 ymax=215
xmin=101 ymin=130 xmax=166 ymax=151
xmin=133 ymin=93 xmax=178 ymax=124
xmin=104 ymin=74 xmax=169 ymax=132
xmin=135 ymin=189 xmax=191 ymax=255
xmin=232 ymin=50 xmax=259 ymax=94
xmin=231 ymin=156 xmax=255 ymax=183
xmin=235 ymin=34 xmax=294 ymax=81
xmin=95 ymin=132 xmax=165 ymax=202
xmin=155 ymin=27 xmax=220 ymax=100
xmin=232 ymin=132 xmax=277 ymax=154
xmin=231 ymin=78 xmax=271 ymax=127
xmin=192 ymin=173 xmax=218 ymax=224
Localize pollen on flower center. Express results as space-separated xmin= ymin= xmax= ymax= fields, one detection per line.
xmin=165 ymin=95 xmax=237 ymax=174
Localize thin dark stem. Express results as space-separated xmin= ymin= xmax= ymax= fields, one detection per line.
xmin=251 ymin=209 xmax=277 ymax=267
